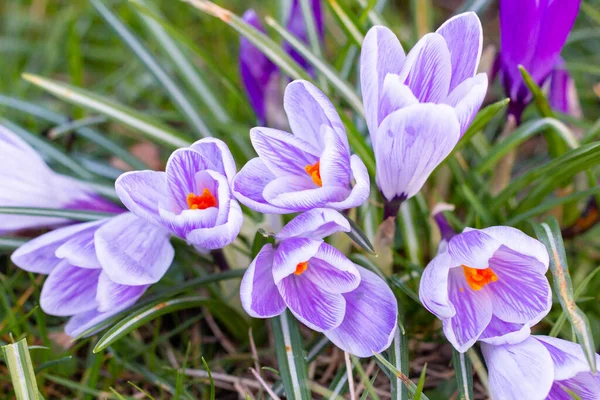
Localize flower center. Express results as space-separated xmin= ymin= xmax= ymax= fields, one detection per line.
xmin=304 ymin=161 xmax=322 ymax=187
xmin=294 ymin=261 xmax=309 ymax=275
xmin=186 ymin=188 xmax=217 ymax=210
xmin=462 ymin=265 xmax=498 ymax=291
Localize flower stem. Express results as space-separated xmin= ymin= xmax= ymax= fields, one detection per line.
xmin=210 ymin=248 xmax=230 ymax=271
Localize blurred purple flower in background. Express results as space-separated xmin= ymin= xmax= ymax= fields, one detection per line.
xmin=233 ymin=80 xmax=370 ymax=214
xmin=11 ymin=212 xmax=174 ymax=337
xmin=481 ymin=335 xmax=600 ymax=399
xmin=549 ymin=59 xmax=582 ymax=118
xmin=240 ymin=0 xmax=323 ymax=125
xmin=419 ymin=226 xmax=551 ymax=352
xmin=499 ymin=0 xmax=581 ymax=120
xmin=115 ymin=138 xmax=242 ymax=252
xmin=0 ymin=124 xmax=122 ymax=234
xmin=360 ymin=13 xmax=487 ymax=214
xmin=240 ymin=208 xmax=397 ymax=357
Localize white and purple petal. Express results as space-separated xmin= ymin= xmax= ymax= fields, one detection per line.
xmin=324 ymin=155 xmax=370 ymax=211
xmin=115 ymin=170 xmax=168 ymax=227
xmin=232 ymin=158 xmax=290 ymax=214
xmin=419 ymin=250 xmax=454 ymax=319
xmin=444 ymin=73 xmax=488 ymax=136
xmin=40 ymin=262 xmax=101 ymax=316
xmin=190 ymin=138 xmax=238 ymax=183
xmin=186 ymin=200 xmax=243 ymax=251
xmin=304 ymin=243 xmax=361 ymax=293
xmin=272 ymin=237 xmax=322 ymax=283
xmin=96 ymin=271 xmax=148 ymax=313
xmin=275 ymin=208 xmax=350 ymax=240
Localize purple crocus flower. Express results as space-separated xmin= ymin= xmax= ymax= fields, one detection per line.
xmin=115 ymin=138 xmax=242 ymax=252
xmin=419 ymin=226 xmax=551 ymax=352
xmin=499 ymin=0 xmax=581 ymax=119
xmin=240 ymin=0 xmax=323 ymax=124
xmin=549 ymin=60 xmax=581 ymax=118
xmin=481 ymin=335 xmax=600 ymax=399
xmin=240 ymin=208 xmax=398 ymax=357
xmin=11 ymin=212 xmax=174 ymax=336
xmin=360 ymin=13 xmax=487 ymax=209
xmin=233 ymin=80 xmax=370 ymax=214
xmin=0 ymin=124 xmax=122 ymax=234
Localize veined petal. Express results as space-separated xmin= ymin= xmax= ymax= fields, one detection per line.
xmin=40 ymin=262 xmax=101 ymax=316
xmin=320 ymin=125 xmax=351 ymax=187
xmin=263 ymin=175 xmax=350 ymax=212
xmin=272 ymin=237 xmax=322 ymax=283
xmin=479 ymin=226 xmax=549 ymax=272
xmin=447 ymin=229 xmax=500 ymax=270
xmin=479 ymin=316 xmax=531 ymax=346
xmin=65 ymin=309 xmax=115 ymax=338
xmin=444 ymin=73 xmax=488 ymax=136
xmin=190 ymin=138 xmax=238 ymax=183
xmin=549 ymin=371 xmax=600 ymax=400
xmin=325 ymin=155 xmax=370 ymax=210
xmin=232 ymin=158 xmax=290 ymax=214
xmin=535 ymin=336 xmax=594 ymax=381
xmin=419 ymin=250 xmax=454 ymax=319
xmin=443 ymin=267 xmax=492 ymax=352
xmin=284 ymin=80 xmax=348 ymax=151
xmin=378 ymin=74 xmax=419 ymax=126
xmin=165 ymin=148 xmax=211 ymax=212
xmin=360 ymin=26 xmax=405 ymax=141
xmin=305 ymin=243 xmax=361 ymax=293
xmin=115 ymin=170 xmax=168 ymax=227
xmin=186 ymin=200 xmax=243 ymax=251
xmin=375 ymin=103 xmax=460 ymax=201
xmin=275 ymin=208 xmax=350 ymax=240
xmin=96 ymin=271 xmax=147 ymax=313
xmin=277 ymin=273 xmax=346 ymax=332
xmin=240 ymin=244 xmax=286 ymax=318
xmin=436 ymin=12 xmax=483 ymax=91
xmin=325 ymin=266 xmax=398 ymax=357
xmin=481 ymin=337 xmax=554 ymax=400
xmin=95 ymin=213 xmax=174 ymax=286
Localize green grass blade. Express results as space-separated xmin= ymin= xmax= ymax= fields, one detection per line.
xmin=1 ymin=338 xmax=39 ymax=400
xmin=372 ymin=352 xmax=430 ymax=400
xmin=326 ymin=0 xmax=365 ymax=46
xmin=351 ymin=356 xmax=380 ymax=400
xmin=413 ymin=363 xmax=427 ymax=400
xmin=0 ymin=237 xmax=28 ymax=251
xmin=90 ymin=0 xmax=211 ymax=138
xmin=452 ymin=349 xmax=474 ymax=400
xmin=265 ymin=16 xmax=365 ymax=116
xmin=270 ymin=310 xmax=311 ymax=400
xmin=343 ymin=215 xmax=376 ymax=255
xmin=93 ymin=296 xmax=210 ymax=353
xmin=388 ymin=323 xmax=409 ymax=400
xmin=533 ymin=218 xmax=597 ymax=373
xmin=22 ymin=73 xmax=191 ymax=148
xmin=0 ymin=207 xmax=114 ymax=221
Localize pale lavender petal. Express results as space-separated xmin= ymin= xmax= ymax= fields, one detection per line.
xmin=319 ymin=125 xmax=351 ymax=187
xmin=305 ymin=243 xmax=360 ymax=293
xmin=325 ymin=266 xmax=398 ymax=357
xmin=443 ymin=267 xmax=492 ymax=352
xmin=186 ymin=200 xmax=243 ymax=250
xmin=436 ymin=12 xmax=483 ymax=91
xmin=232 ymin=158 xmax=290 ymax=214
xmin=65 ymin=309 xmax=116 ymax=338
xmin=272 ymin=237 xmax=322 ymax=283
xmin=549 ymin=372 xmax=600 ymax=400
xmin=40 ymin=262 xmax=101 ymax=316
xmin=535 ymin=336 xmax=593 ymax=381
xmin=444 ymin=73 xmax=488 ymax=136
xmin=479 ymin=315 xmax=531 ymax=346
xmin=481 ymin=337 xmax=554 ymax=400
xmin=190 ymin=138 xmax=238 ymax=183
xmin=378 ymin=74 xmax=419 ymax=127
xmin=284 ymin=80 xmax=348 ymax=150
xmin=399 ymin=33 xmax=452 ymax=103
xmin=250 ymin=127 xmax=319 ymax=176
xmin=479 ymin=226 xmax=549 ymax=271
xmin=263 ymin=176 xmax=350 ymax=211
xmin=275 ymin=208 xmax=350 ymax=240
xmin=487 ymin=245 xmax=552 ymax=325
xmin=55 ymin=222 xmax=104 ymax=269
xmin=96 ymin=271 xmax=147 ymax=313
xmin=277 ymin=273 xmax=346 ymax=332
xmin=375 ymin=103 xmax=460 ymax=201
xmin=165 ymin=148 xmax=210 ymax=212
xmin=95 ymin=213 xmax=174 ymax=285
xmin=325 ymin=155 xmax=370 ymax=210
xmin=10 ymin=220 xmax=105 ymax=274
xmin=240 ymin=244 xmax=286 ymax=318
xmin=447 ymin=229 xmax=500 ymax=269
xmin=360 ymin=26 xmax=405 ymax=141
xmin=56 ymin=175 xmax=124 ymax=215
xmin=115 ymin=170 xmax=168 ymax=226
xmin=419 ymin=250 xmax=454 ymax=319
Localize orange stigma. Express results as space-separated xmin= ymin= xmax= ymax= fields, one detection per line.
xmin=304 ymin=161 xmax=322 ymax=187
xmin=294 ymin=261 xmax=309 ymax=275
xmin=462 ymin=265 xmax=498 ymax=291
xmin=186 ymin=188 xmax=217 ymax=210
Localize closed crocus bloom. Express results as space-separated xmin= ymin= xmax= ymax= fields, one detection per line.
xmin=549 ymin=60 xmax=581 ymax=118
xmin=419 ymin=226 xmax=551 ymax=352
xmin=233 ymin=80 xmax=370 ymax=214
xmin=0 ymin=124 xmax=122 ymax=234
xmin=240 ymin=208 xmax=397 ymax=357
xmin=500 ymin=0 xmax=581 ymax=117
xmin=360 ymin=12 xmax=487 ymax=206
xmin=115 ymin=138 xmax=242 ymax=252
xmin=11 ymin=212 xmax=174 ymax=336
xmin=481 ymin=336 xmax=600 ymax=400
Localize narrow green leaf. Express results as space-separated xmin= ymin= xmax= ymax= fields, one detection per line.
xmin=452 ymin=349 xmax=474 ymax=400
xmin=343 ymin=215 xmax=376 ymax=255
xmin=327 ymin=0 xmax=365 ymax=46
xmin=265 ymin=16 xmax=365 ymax=116
xmin=0 ymin=207 xmax=114 ymax=221
xmin=48 ymin=116 xmax=107 ymax=139
xmin=0 ymin=237 xmax=28 ymax=251
xmin=413 ymin=363 xmax=427 ymax=400
xmin=271 ymin=310 xmax=311 ymax=400
xmin=372 ymin=352 xmax=430 ymax=400
xmin=93 ymin=296 xmax=210 ymax=353
xmin=398 ymin=200 xmax=423 ymax=265
xmin=201 ymin=357 xmax=215 ymax=400
xmin=519 ymin=66 xmax=554 ymax=118
xmin=1 ymin=339 xmax=39 ymax=400
xmin=351 ymin=356 xmax=380 ymax=400
xmin=34 ymin=356 xmax=73 ymax=373
xmin=532 ymin=218 xmax=597 ymax=372
xmin=90 ymin=0 xmax=211 ymax=138
xmin=21 ymin=73 xmax=191 ymax=148
xmin=388 ymin=323 xmax=409 ymax=400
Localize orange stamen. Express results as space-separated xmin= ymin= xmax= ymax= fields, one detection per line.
xmin=294 ymin=261 xmax=309 ymax=275
xmin=186 ymin=188 xmax=217 ymax=210
xmin=304 ymin=161 xmax=322 ymax=187
xmin=462 ymin=265 xmax=498 ymax=291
